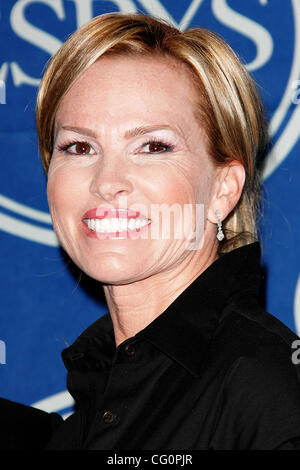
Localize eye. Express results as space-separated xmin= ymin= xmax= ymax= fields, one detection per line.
xmin=58 ymin=141 xmax=96 ymax=155
xmin=142 ymin=141 xmax=173 ymax=154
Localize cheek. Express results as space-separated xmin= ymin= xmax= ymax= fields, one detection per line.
xmin=165 ymin=162 xmax=216 ymax=237
xmin=151 ymin=166 xmax=210 ymax=208
xmin=143 ymin=169 xmax=204 ymax=240
xmin=47 ymin=177 xmax=70 ymax=246
xmin=47 ymin=162 xmax=88 ymax=213
xmin=140 ymin=162 xmax=195 ymax=204
xmin=47 ymin=172 xmax=69 ymax=215
xmin=147 ymin=150 xmax=215 ymax=206
xmin=47 ymin=168 xmax=87 ymax=253
xmin=47 ymin=173 xmax=79 ymax=236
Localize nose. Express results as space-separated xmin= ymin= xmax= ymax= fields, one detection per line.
xmin=89 ymin=154 xmax=134 ymax=202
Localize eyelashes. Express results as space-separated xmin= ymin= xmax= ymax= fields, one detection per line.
xmin=55 ymin=139 xmax=175 ymax=156
xmin=143 ymin=141 xmax=174 ymax=153
xmin=56 ymin=140 xmax=94 ymax=155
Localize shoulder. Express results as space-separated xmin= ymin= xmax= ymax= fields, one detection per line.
xmin=209 ymin=304 xmax=300 ymax=449
xmin=215 ymin=300 xmax=300 ymax=399
xmin=217 ymin=299 xmax=299 ymax=375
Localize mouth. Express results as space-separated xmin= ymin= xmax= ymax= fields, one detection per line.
xmin=81 ymin=208 xmax=151 ymax=239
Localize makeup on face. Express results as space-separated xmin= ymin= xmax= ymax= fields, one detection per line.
xmin=47 ymin=55 xmax=216 ymax=284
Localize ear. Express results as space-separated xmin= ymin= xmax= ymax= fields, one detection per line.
xmin=207 ymin=161 xmax=246 ymax=224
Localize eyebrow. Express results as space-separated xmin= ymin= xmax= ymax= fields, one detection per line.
xmin=123 ymin=125 xmax=183 ymax=139
xmin=57 ymin=124 xmax=183 ymax=140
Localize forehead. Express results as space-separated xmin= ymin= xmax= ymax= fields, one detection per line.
xmin=55 ymin=55 xmax=200 ymax=132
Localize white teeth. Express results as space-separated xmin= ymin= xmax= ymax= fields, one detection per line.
xmin=85 ymin=217 xmax=150 ymax=233
xmin=90 ymin=219 xmax=95 ymax=231
xmin=120 ymin=219 xmax=128 ymax=231
xmin=111 ymin=218 xmax=119 ymax=232
xmin=128 ymin=219 xmax=135 ymax=230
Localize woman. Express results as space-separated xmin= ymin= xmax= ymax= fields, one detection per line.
xmin=35 ymin=13 xmax=300 ymax=450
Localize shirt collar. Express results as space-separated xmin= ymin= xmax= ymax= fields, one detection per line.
xmin=62 ymin=242 xmax=262 ymax=377
xmin=138 ymin=242 xmax=262 ymax=376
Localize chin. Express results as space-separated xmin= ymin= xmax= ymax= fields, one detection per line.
xmin=79 ymin=254 xmax=144 ymax=285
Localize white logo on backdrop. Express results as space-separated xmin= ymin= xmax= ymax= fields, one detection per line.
xmin=31 ymin=390 xmax=74 ymax=419
xmin=0 ymin=194 xmax=58 ymax=246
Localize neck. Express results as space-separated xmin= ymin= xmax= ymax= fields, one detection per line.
xmin=103 ymin=241 xmax=218 ymax=347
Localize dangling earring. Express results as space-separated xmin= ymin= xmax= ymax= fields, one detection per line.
xmin=215 ymin=210 xmax=224 ymax=241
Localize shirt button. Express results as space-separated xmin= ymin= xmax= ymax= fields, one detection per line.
xmin=124 ymin=343 xmax=136 ymax=356
xmin=103 ymin=410 xmax=117 ymax=424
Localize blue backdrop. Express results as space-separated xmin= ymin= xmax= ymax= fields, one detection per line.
xmin=0 ymin=0 xmax=299 ymax=417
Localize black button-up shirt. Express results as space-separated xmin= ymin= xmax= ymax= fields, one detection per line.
xmin=48 ymin=243 xmax=300 ymax=450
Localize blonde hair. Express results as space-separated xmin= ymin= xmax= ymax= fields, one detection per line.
xmin=36 ymin=13 xmax=268 ymax=253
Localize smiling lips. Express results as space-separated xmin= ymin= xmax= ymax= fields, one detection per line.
xmin=82 ymin=208 xmax=151 ymax=239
